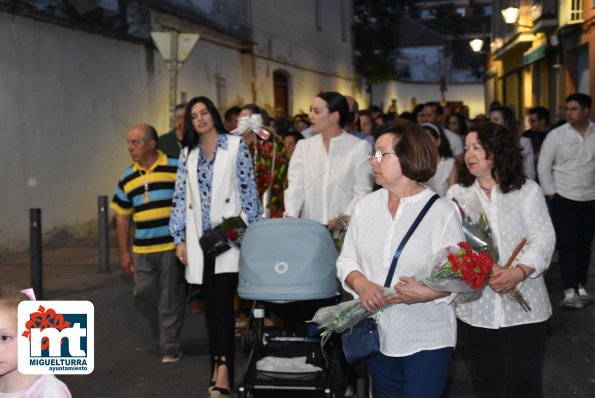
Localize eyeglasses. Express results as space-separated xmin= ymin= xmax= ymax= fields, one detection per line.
xmin=369 ymin=150 xmax=396 ymax=163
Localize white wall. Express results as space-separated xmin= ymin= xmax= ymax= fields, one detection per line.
xmin=0 ymin=13 xmax=247 ymax=252
xmin=371 ymin=80 xmax=486 ymax=117
xmin=0 ymin=3 xmax=358 ymax=252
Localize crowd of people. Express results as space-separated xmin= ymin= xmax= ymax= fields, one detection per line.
xmin=1 ymin=90 xmax=591 ymax=397
xmin=95 ymin=91 xmax=594 ymax=398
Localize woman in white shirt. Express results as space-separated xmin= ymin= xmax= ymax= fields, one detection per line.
xmin=336 ymin=120 xmax=464 ymax=398
xmin=447 ymin=122 xmax=555 ymax=397
xmin=421 ymin=123 xmax=457 ymax=196
xmin=283 ymin=91 xmax=373 ymax=231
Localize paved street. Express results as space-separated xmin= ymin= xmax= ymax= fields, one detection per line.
xmin=1 ymin=232 xmax=594 ymax=397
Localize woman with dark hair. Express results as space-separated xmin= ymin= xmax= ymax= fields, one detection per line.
xmin=412 ymin=103 xmax=426 ymax=125
xmin=284 ymin=91 xmax=373 ymax=231
xmin=447 ymin=122 xmax=555 ymax=397
xmin=447 ymin=111 xmax=468 ymax=138
xmin=169 ymin=96 xmax=260 ymax=397
xmin=337 ymin=119 xmax=464 ymax=397
xmin=421 ymin=123 xmax=457 ymax=196
xmin=359 ymin=109 xmax=377 ymax=137
xmin=489 ymin=106 xmax=536 ymax=180
xmin=291 ymin=113 xmax=310 ymax=133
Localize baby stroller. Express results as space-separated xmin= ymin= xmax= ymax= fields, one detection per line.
xmin=237 ymin=218 xmax=345 ymax=398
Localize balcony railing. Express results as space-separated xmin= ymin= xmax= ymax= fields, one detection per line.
xmin=569 ymin=0 xmax=583 ymax=22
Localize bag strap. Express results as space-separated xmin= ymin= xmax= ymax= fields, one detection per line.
xmin=383 ymin=194 xmax=439 ymax=287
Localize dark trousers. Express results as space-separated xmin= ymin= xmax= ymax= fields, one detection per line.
xmin=458 ymin=320 xmax=547 ymax=398
xmin=550 ymin=194 xmax=595 ymax=290
xmin=202 ymin=255 xmax=238 ymax=385
xmin=367 ymin=348 xmax=453 ymax=398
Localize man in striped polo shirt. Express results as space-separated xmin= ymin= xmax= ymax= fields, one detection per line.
xmin=111 ymin=123 xmax=186 ymax=364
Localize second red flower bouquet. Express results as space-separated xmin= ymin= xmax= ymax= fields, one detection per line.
xmin=220 ymin=216 xmax=247 ymax=249
xmin=422 ymin=242 xmax=494 ymax=293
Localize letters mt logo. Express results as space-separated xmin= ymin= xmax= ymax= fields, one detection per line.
xmin=18 ymin=301 xmax=94 ymax=374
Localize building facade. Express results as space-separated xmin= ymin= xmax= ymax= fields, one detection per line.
xmin=487 ymin=0 xmax=594 ymax=123
xmin=0 ymin=0 xmax=357 ymax=252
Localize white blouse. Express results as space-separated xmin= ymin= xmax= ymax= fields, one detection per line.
xmin=426 ymin=157 xmax=454 ymax=197
xmin=284 ymin=132 xmax=373 ymax=223
xmin=336 ymin=188 xmax=465 ymax=357
xmin=446 ymin=180 xmax=555 ymax=329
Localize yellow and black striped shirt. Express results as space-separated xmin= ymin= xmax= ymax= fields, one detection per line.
xmin=111 ymin=150 xmax=178 ymax=253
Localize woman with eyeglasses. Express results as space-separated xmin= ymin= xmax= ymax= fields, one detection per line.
xmin=447 ymin=122 xmax=555 ymax=397
xmin=284 ymin=91 xmax=373 ymax=231
xmin=336 ymin=119 xmax=465 ymax=398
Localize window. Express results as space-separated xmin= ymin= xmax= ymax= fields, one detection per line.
xmin=570 ymin=0 xmax=583 ymax=21
xmin=484 ymin=5 xmax=492 ymax=15
xmin=456 ymin=7 xmax=466 ymax=17
xmin=273 ymin=71 xmax=289 ymax=118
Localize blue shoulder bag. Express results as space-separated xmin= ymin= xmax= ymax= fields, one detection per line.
xmin=341 ymin=194 xmax=439 ymax=365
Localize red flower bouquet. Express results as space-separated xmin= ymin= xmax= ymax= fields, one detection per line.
xmin=422 ymin=242 xmax=494 ymax=293
xmin=220 ymin=216 xmax=247 ymax=248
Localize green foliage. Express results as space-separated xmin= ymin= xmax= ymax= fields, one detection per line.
xmin=353 ymin=0 xmax=409 ymax=84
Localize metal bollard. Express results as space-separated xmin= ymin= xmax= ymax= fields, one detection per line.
xmin=30 ymin=208 xmax=43 ymax=300
xmin=98 ymin=195 xmax=111 ymax=273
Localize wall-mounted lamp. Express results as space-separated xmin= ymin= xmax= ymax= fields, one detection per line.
xmin=469 ymin=38 xmax=485 ymax=53
xmin=501 ymin=6 xmax=520 ymax=24
xmin=501 ymin=6 xmax=531 ymax=28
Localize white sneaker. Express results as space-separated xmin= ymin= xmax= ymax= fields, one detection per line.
xmin=560 ymin=289 xmax=584 ymax=309
xmin=578 ymin=285 xmax=595 ymax=304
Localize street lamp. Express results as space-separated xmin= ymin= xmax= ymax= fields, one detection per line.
xmin=469 ymin=38 xmax=485 ymax=53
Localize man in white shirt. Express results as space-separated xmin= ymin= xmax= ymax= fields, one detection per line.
xmin=538 ymin=93 xmax=595 ymax=309
xmin=420 ymin=101 xmax=464 ymax=164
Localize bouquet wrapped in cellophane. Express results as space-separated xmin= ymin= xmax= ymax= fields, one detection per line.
xmin=310 ymin=240 xmax=495 ymax=353
xmin=309 ymin=288 xmax=396 ymax=351
xmin=453 ymin=195 xmax=531 ymax=312
xmin=420 ymin=242 xmax=494 ymax=293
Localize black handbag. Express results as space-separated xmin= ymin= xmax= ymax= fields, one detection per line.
xmin=198 ymin=216 xmax=247 ymax=258
xmin=199 ymin=224 xmax=231 ymax=258
xmin=341 ymin=194 xmax=439 ymax=365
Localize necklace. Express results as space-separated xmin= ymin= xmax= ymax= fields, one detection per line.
xmin=138 ymin=167 xmax=154 ymax=204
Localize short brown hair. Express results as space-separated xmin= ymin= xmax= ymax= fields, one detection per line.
xmin=0 ymin=285 xmax=30 ymax=321
xmin=375 ymin=118 xmax=437 ymax=182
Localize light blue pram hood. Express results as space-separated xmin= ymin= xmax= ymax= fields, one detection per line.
xmin=238 ymin=218 xmax=338 ymax=301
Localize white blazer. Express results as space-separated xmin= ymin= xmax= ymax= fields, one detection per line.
xmin=184 ymin=135 xmax=247 ymax=284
